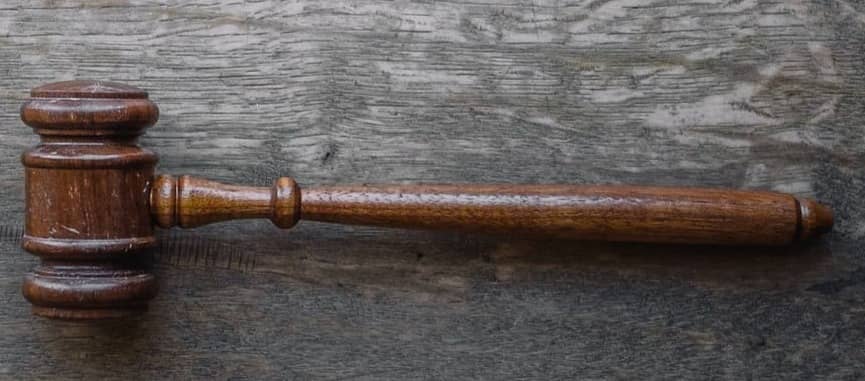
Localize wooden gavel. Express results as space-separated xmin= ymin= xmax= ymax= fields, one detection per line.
xmin=19 ymin=80 xmax=833 ymax=320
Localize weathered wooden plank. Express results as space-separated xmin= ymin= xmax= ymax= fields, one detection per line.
xmin=0 ymin=0 xmax=864 ymax=379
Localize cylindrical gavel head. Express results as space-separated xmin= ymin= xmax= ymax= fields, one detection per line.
xmin=20 ymin=81 xmax=159 ymax=319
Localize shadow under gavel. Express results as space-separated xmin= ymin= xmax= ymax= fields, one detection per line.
xmin=19 ymin=80 xmax=833 ymax=320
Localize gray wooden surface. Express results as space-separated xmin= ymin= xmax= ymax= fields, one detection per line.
xmin=1 ymin=0 xmax=864 ymax=379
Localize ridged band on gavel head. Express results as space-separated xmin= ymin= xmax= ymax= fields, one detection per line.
xmin=20 ymin=80 xmax=160 ymax=319
xmin=21 ymin=80 xmax=158 ymax=137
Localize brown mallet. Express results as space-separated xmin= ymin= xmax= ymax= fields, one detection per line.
xmin=19 ymin=81 xmax=833 ymax=319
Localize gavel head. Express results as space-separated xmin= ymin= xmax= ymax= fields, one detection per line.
xmin=20 ymin=81 xmax=160 ymax=319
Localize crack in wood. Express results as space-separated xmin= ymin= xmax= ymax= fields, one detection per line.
xmin=0 ymin=225 xmax=23 ymax=243
xmin=154 ymin=232 xmax=257 ymax=273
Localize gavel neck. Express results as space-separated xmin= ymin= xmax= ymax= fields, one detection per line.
xmin=150 ymin=175 xmax=301 ymax=229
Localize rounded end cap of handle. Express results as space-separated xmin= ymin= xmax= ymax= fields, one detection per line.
xmin=797 ymin=198 xmax=834 ymax=241
xmin=813 ymin=202 xmax=834 ymax=234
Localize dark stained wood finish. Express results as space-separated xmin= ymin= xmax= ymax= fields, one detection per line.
xmin=1 ymin=2 xmax=863 ymax=378
xmin=301 ymin=184 xmax=832 ymax=245
xmin=20 ymin=81 xmax=159 ymax=319
xmin=18 ymin=80 xmax=835 ymax=320
xmin=152 ymin=179 xmax=832 ymax=245
xmin=151 ymin=174 xmax=300 ymax=229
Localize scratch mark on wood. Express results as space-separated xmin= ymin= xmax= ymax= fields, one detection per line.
xmin=0 ymin=225 xmax=23 ymax=243
xmin=154 ymin=231 xmax=258 ymax=273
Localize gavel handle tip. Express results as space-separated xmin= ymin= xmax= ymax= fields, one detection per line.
xmin=797 ymin=198 xmax=834 ymax=241
xmin=815 ymin=202 xmax=834 ymax=235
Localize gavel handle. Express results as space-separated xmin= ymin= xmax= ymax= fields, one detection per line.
xmin=151 ymin=175 xmax=833 ymax=246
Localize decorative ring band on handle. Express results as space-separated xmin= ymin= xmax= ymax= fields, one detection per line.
xmin=19 ymin=81 xmax=833 ymax=320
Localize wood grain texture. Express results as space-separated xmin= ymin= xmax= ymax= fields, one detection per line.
xmin=0 ymin=0 xmax=864 ymax=379
xmin=19 ymin=81 xmax=160 ymax=319
xmin=154 ymin=174 xmax=832 ymax=245
xmin=300 ymin=183 xmax=831 ymax=244
xmin=152 ymin=174 xmax=301 ymax=228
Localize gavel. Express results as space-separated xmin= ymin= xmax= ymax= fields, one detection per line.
xmin=19 ymin=80 xmax=833 ymax=320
